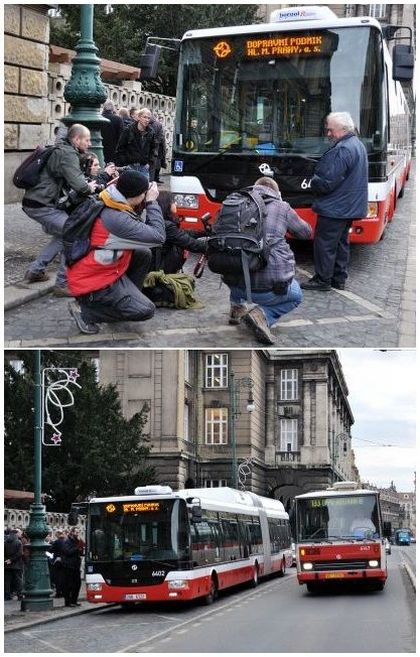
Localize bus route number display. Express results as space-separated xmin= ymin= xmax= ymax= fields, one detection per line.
xmin=246 ymin=35 xmax=324 ymax=57
xmin=310 ymin=497 xmax=364 ymax=508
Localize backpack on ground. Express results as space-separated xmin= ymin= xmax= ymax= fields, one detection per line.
xmin=206 ymin=187 xmax=270 ymax=303
xmin=13 ymin=145 xmax=56 ymax=189
xmin=62 ymin=196 xmax=105 ymax=267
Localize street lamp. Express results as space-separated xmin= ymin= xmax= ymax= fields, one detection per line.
xmin=229 ymin=373 xmax=254 ymax=489
xmin=63 ymin=4 xmax=109 ymax=164
xmin=21 ymin=354 xmax=81 ymax=611
xmin=331 ymin=431 xmax=349 ymax=483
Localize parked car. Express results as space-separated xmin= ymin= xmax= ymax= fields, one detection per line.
xmin=384 ymin=538 xmax=391 ymax=555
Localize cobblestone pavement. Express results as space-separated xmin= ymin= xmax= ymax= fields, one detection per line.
xmin=4 ymin=170 xmax=415 ymax=348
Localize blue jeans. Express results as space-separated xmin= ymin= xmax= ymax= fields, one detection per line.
xmin=22 ymin=205 xmax=68 ymax=288
xmin=229 ymin=278 xmax=303 ymax=327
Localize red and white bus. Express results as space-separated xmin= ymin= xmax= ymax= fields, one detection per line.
xmin=170 ymin=5 xmax=413 ymax=243
xmin=294 ymin=481 xmax=389 ymax=593
xmin=80 ymin=485 xmax=293 ymax=605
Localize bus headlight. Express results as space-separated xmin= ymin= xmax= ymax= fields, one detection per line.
xmin=173 ymin=193 xmax=199 ymax=209
xmin=168 ymin=579 xmax=189 ymax=589
xmin=368 ymin=560 xmax=379 ymax=568
xmin=87 ymin=583 xmax=103 ymax=591
xmin=302 ymin=562 xmax=313 ymax=570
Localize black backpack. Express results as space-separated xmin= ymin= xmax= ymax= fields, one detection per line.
xmin=207 ymin=187 xmax=270 ymax=302
xmin=62 ymin=196 xmax=105 ymax=267
xmin=13 ymin=145 xmax=56 ymax=189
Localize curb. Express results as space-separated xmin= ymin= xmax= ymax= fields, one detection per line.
xmin=402 ymin=561 xmax=416 ymax=590
xmin=4 ymin=601 xmax=115 ymax=633
xmin=5 ymin=281 xmax=55 ymax=311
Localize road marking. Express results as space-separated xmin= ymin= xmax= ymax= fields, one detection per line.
xmin=120 ymin=581 xmax=280 ymax=652
xmin=22 ymin=631 xmax=67 ymax=653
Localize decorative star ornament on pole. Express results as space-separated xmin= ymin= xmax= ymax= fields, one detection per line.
xmin=42 ymin=368 xmax=82 ymax=446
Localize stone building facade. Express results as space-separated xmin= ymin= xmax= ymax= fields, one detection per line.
xmin=99 ymin=349 xmax=359 ymax=511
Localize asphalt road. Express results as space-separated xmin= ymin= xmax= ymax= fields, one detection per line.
xmin=4 ymin=547 xmax=415 ymax=653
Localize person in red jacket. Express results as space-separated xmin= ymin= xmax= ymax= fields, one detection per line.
xmin=67 ymin=170 xmax=165 ymax=335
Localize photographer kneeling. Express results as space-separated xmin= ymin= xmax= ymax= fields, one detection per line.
xmin=67 ymin=170 xmax=165 ymax=334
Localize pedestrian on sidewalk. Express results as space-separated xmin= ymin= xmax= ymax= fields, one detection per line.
xmin=301 ymin=111 xmax=368 ymax=291
xmin=115 ymin=107 xmax=158 ymax=181
xmin=67 ymin=170 xmax=165 ymax=335
xmin=221 ymin=177 xmax=312 ymax=344
xmin=51 ymin=530 xmax=66 ymax=598
xmin=21 ymin=124 xmax=97 ymax=295
xmin=150 ymin=113 xmax=166 ymax=183
xmin=61 ymin=527 xmax=84 ymax=607
xmin=101 ymin=100 xmax=124 ymax=165
xmin=4 ymin=529 xmax=24 ymax=601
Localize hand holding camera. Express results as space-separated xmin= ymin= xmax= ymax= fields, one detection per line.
xmin=145 ymin=181 xmax=159 ymax=202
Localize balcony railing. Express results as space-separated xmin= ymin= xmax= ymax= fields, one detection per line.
xmin=277 ymin=451 xmax=301 ymax=463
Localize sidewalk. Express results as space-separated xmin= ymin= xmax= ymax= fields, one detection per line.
xmin=4 ymin=582 xmax=112 ymax=633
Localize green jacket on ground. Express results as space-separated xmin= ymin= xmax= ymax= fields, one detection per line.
xmin=22 ymin=139 xmax=91 ymax=208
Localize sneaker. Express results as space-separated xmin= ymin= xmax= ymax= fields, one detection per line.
xmin=52 ymin=285 xmax=73 ymax=297
xmin=68 ymin=301 xmax=100 ymax=335
xmin=24 ymin=270 xmax=50 ymax=283
xmin=243 ymin=306 xmax=276 ymax=345
xmin=229 ymin=304 xmax=247 ymax=325
xmin=301 ymin=275 xmax=331 ymax=291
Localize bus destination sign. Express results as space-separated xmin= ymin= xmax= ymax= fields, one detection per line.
xmin=246 ymin=34 xmax=324 ymax=58
xmin=122 ymin=502 xmax=161 ymax=513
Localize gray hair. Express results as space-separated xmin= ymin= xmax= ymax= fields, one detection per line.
xmin=103 ymin=100 xmax=115 ymax=112
xmin=327 ymin=112 xmax=355 ymax=132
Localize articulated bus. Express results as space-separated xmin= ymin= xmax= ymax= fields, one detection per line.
xmin=294 ymin=482 xmax=390 ymax=593
xmin=169 ymin=5 xmax=413 ymax=243
xmin=73 ymin=486 xmax=293 ymax=606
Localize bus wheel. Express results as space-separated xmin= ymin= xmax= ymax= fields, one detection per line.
xmin=251 ymin=563 xmax=260 ymax=587
xmin=204 ymin=574 xmax=218 ymax=605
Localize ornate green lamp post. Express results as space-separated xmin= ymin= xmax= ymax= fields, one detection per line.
xmin=63 ymin=4 xmax=109 ymax=165
xmin=21 ymin=350 xmax=53 ymax=611
xmin=21 ymin=354 xmax=81 ymax=611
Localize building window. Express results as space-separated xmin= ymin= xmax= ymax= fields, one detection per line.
xmin=205 ymin=353 xmax=228 ymax=388
xmin=369 ymin=4 xmax=386 ymax=18
xmin=280 ymin=369 xmax=298 ymax=401
xmin=184 ymin=351 xmax=190 ymax=383
xmin=205 ymin=408 xmax=228 ymax=444
xmin=91 ymin=358 xmax=100 ymax=382
xmin=184 ymin=402 xmax=190 ymax=441
xmin=204 ymin=479 xmax=228 ymax=488
xmin=280 ymin=419 xmax=298 ymax=452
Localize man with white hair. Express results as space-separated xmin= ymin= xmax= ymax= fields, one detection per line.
xmin=302 ymin=111 xmax=368 ymax=291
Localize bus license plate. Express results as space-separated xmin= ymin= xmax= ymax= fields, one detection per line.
xmin=325 ymin=573 xmax=342 ymax=579
xmin=125 ymin=593 xmax=146 ymax=600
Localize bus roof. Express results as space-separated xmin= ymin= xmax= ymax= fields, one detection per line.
xmin=295 ymin=488 xmax=378 ymax=500
xmin=89 ymin=487 xmax=288 ymax=517
xmin=181 ymin=15 xmax=382 ymax=42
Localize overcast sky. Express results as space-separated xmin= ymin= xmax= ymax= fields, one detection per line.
xmin=337 ymin=349 xmax=416 ymax=492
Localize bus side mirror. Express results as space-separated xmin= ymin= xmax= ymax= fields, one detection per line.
xmin=191 ymin=506 xmax=202 ymax=523
xmin=383 ymin=521 xmax=392 ymax=538
xmin=139 ymin=44 xmax=162 ymax=80
xmin=392 ymin=45 xmax=414 ymax=81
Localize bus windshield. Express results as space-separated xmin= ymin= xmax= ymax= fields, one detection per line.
xmin=88 ymin=499 xmax=190 ymax=562
xmin=297 ymin=494 xmax=381 ymax=541
xmin=176 ymin=26 xmax=383 ymax=156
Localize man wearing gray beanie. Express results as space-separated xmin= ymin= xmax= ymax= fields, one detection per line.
xmin=67 ymin=171 xmax=165 ymax=334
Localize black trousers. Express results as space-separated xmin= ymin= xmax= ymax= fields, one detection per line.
xmin=61 ymin=567 xmax=81 ymax=605
xmin=78 ymin=248 xmax=155 ymax=324
xmin=4 ymin=569 xmax=23 ymax=598
xmin=313 ymin=215 xmax=353 ymax=284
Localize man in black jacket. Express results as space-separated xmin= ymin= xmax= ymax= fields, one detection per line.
xmin=101 ymin=100 xmax=124 ymax=164
xmin=4 ymin=529 xmax=24 ymax=600
xmin=115 ymin=108 xmax=158 ymax=181
xmin=61 ymin=528 xmax=84 ymax=607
